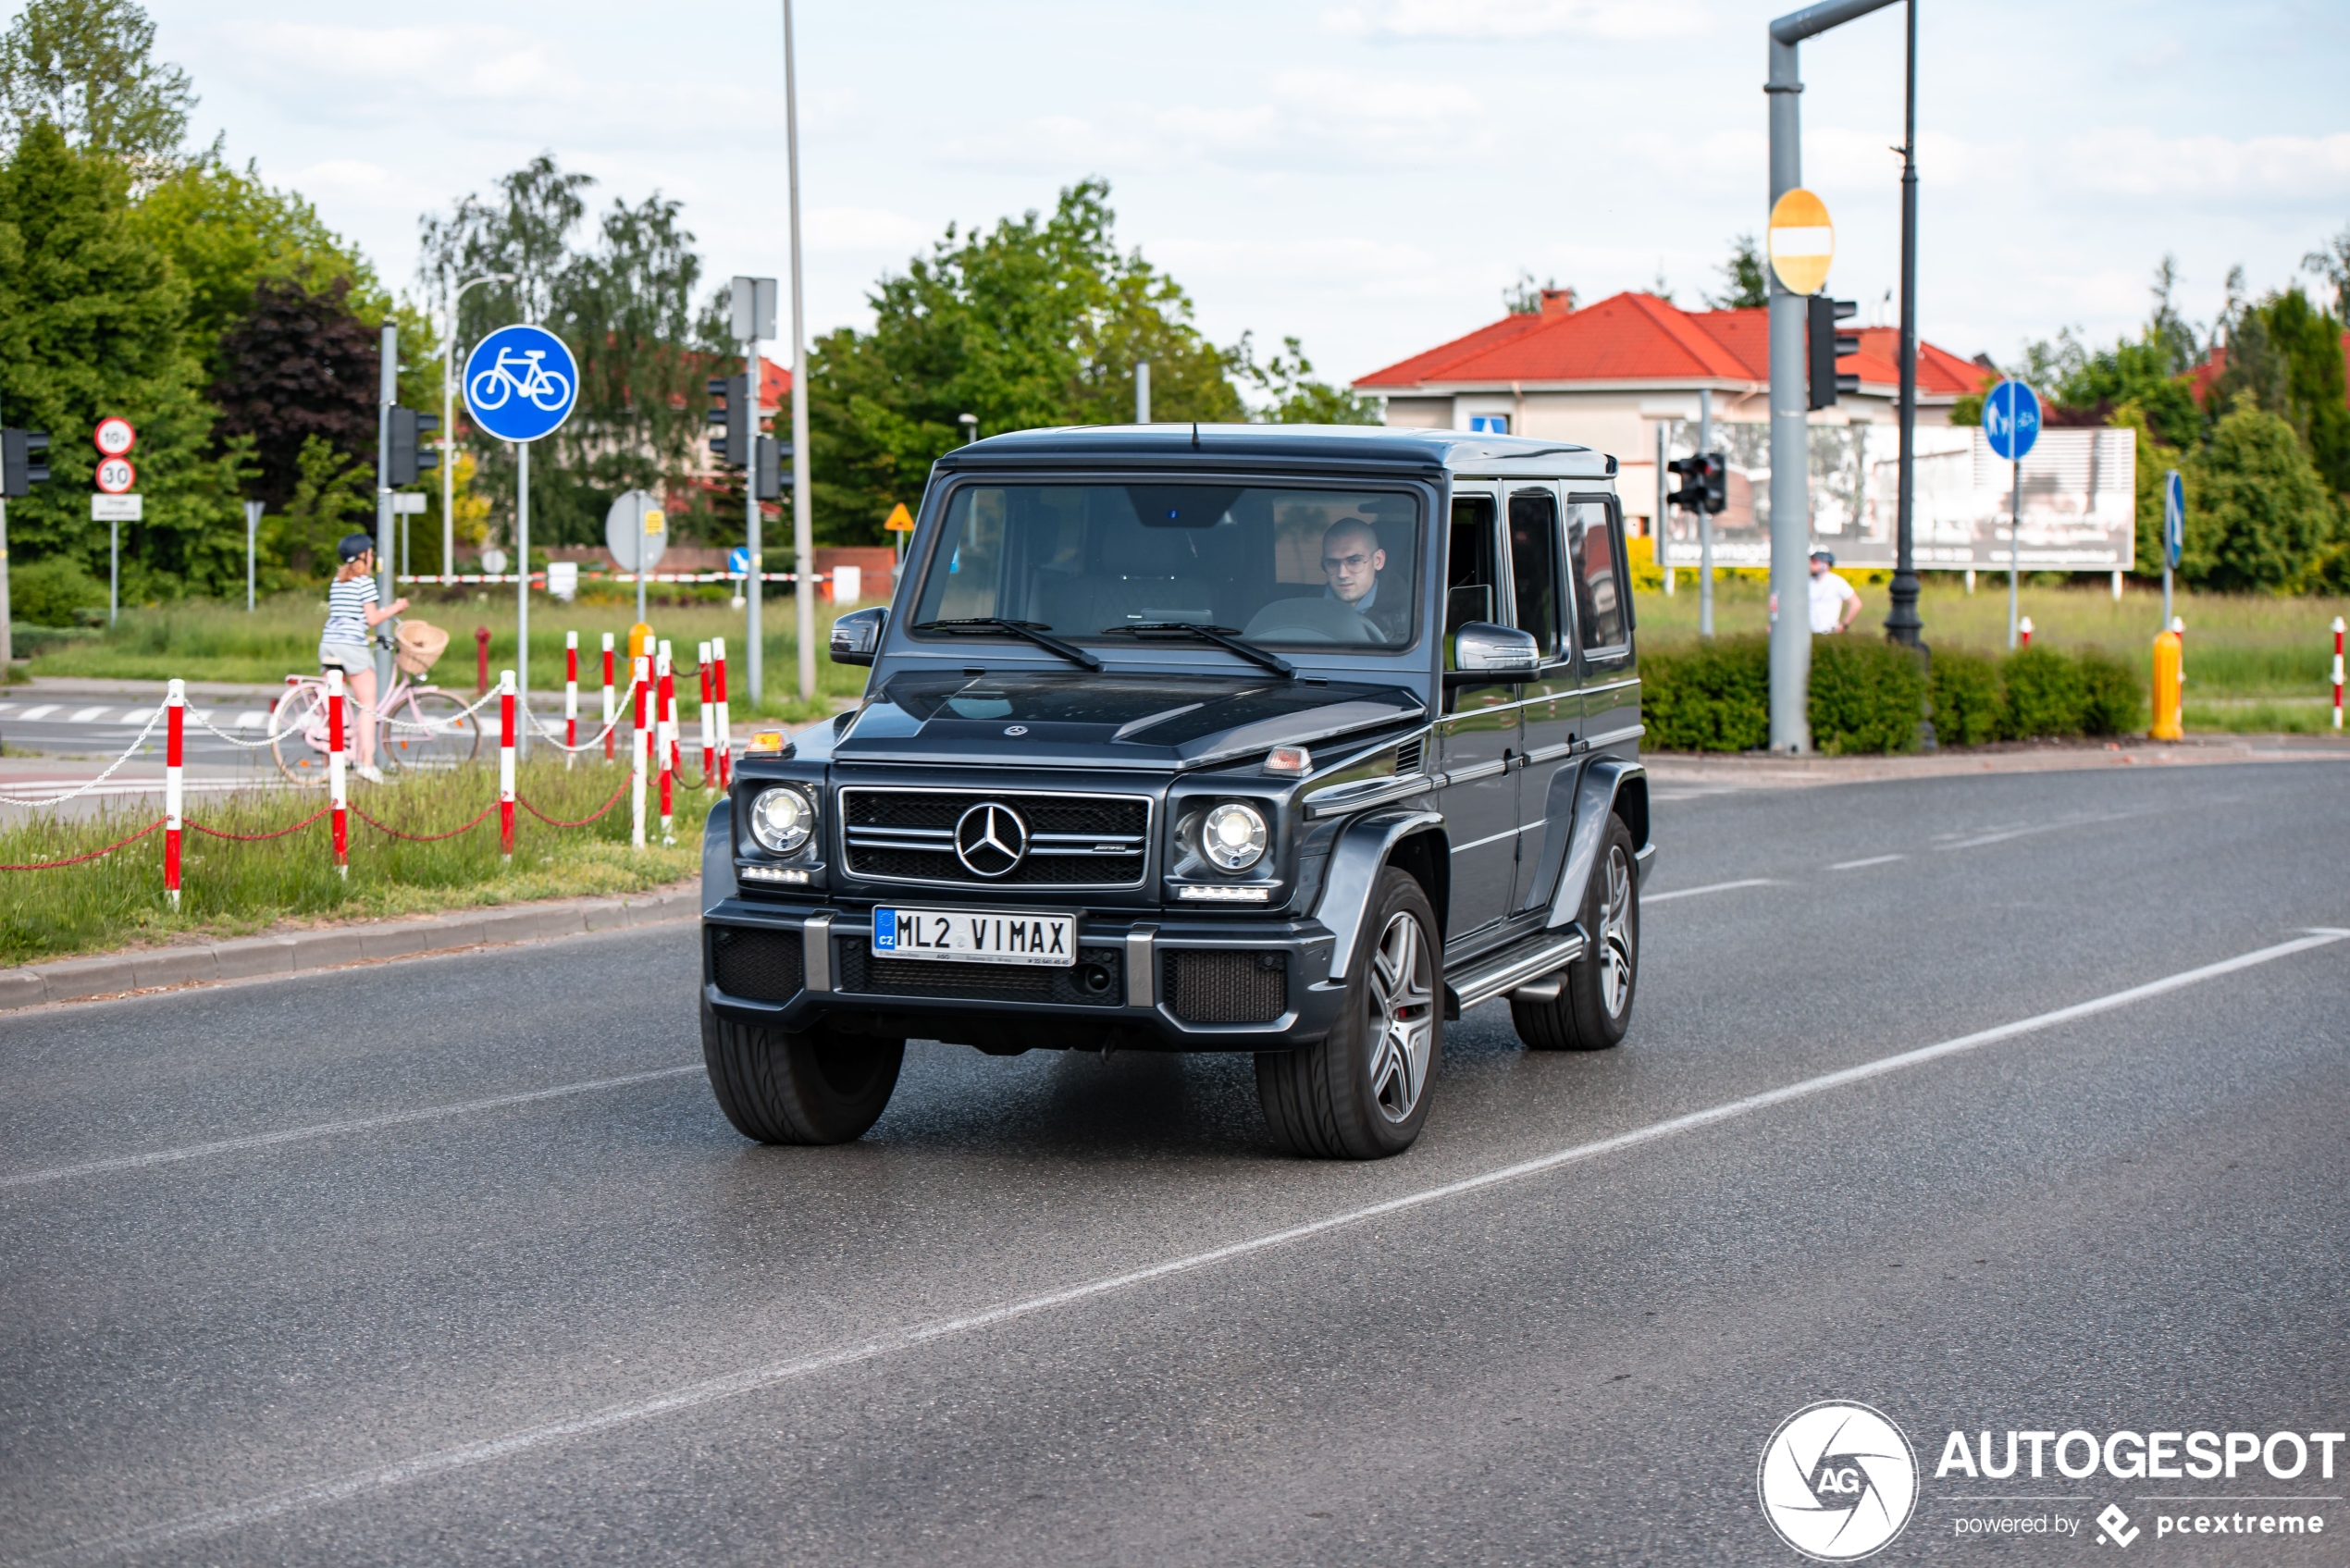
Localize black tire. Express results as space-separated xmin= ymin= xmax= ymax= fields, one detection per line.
xmin=701 ymin=1002 xmax=904 ymax=1144
xmin=1511 ymin=814 xmax=1639 ymax=1052
xmin=1256 ymin=867 xmax=1441 ymax=1159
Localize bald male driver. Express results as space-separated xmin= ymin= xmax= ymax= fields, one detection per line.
xmin=1321 ymin=517 xmax=1408 ymax=642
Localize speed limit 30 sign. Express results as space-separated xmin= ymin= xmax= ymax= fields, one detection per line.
xmin=95 ymin=455 xmax=136 ymax=494
xmin=94 ymin=417 xmax=137 ymax=458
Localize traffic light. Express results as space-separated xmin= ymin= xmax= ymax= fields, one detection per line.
xmin=1666 ymin=454 xmax=1705 ymax=512
xmin=1 ymin=428 xmax=50 ymax=497
xmin=1699 ymin=452 xmax=1725 ymax=513
xmin=708 ymin=374 xmax=750 ymax=467
xmin=751 ymin=436 xmax=795 ymax=501
xmin=387 ymin=407 xmax=439 ymax=485
xmin=1808 ymin=296 xmax=1861 ymax=410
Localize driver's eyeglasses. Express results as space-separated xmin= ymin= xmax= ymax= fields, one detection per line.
xmin=1322 ymin=553 xmax=1373 ymax=572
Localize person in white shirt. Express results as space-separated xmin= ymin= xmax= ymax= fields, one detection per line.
xmin=1807 ymin=549 xmax=1862 ymax=635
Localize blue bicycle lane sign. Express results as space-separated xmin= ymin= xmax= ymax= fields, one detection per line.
xmin=463 ymin=324 xmax=579 ymax=443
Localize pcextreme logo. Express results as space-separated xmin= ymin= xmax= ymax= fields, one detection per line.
xmin=1759 ymin=1401 xmax=1921 ymax=1561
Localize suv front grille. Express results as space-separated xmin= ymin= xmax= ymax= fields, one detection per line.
xmin=835 ymin=940 xmax=1124 ymax=1006
xmin=711 ymin=925 xmax=805 ymax=1001
xmin=1164 ymin=949 xmax=1289 ymax=1024
xmin=841 ymin=789 xmax=1149 ymax=888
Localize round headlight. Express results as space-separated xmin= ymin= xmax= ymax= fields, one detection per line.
xmin=1202 ymin=801 xmax=1268 ymax=870
xmin=748 ymin=785 xmax=814 ymax=854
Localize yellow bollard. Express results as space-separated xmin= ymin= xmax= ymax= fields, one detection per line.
xmin=627 ymin=621 xmax=656 ymax=663
xmin=2151 ymin=628 xmax=2183 ymax=740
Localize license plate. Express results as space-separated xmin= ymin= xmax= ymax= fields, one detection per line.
xmin=872 ymin=907 xmax=1076 ymax=967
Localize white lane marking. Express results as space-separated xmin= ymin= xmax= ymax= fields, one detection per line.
xmin=1831 ymin=854 xmax=1905 ymax=870
xmin=115 ymin=708 xmax=154 ymax=725
xmin=58 ymin=930 xmax=2344 ymax=1564
xmin=0 ymin=1066 xmax=706 ymax=1191
xmin=68 ymin=707 xmax=109 ymax=722
xmin=16 ymin=704 xmax=58 ymax=720
xmin=1644 ymin=877 xmax=1776 ymax=903
xmin=0 ymin=703 xmax=15 ymax=716
xmin=1936 ymin=811 xmax=2139 ymax=852
xmin=234 ymin=710 xmax=268 ymax=729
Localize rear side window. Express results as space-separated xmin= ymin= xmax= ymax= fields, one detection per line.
xmin=1507 ymin=488 xmax=1562 ymax=661
xmin=1566 ymin=499 xmax=1626 ymax=653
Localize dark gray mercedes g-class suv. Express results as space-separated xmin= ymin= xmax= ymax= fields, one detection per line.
xmin=699 ymin=425 xmax=1653 ymax=1158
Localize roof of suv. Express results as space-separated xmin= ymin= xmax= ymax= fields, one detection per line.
xmin=931 ymin=423 xmax=1618 ymax=482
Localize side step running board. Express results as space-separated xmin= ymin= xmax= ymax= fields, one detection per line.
xmin=1444 ymin=927 xmax=1586 ymax=1017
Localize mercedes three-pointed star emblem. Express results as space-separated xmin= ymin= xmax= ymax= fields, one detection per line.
xmin=954 ymin=801 xmax=1029 ymax=878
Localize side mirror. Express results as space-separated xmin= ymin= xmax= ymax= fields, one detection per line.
xmin=1448 ymin=622 xmax=1539 ymax=685
xmin=829 ymin=606 xmax=887 ymax=666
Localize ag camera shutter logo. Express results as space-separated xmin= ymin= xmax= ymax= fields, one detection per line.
xmin=1758 ymin=1401 xmax=1920 ymax=1561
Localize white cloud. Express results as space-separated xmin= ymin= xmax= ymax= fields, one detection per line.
xmin=805 ymin=207 xmax=934 ymax=253
xmin=1322 ymin=0 xmax=1701 ymax=42
xmin=2059 ymin=128 xmax=2350 ymax=199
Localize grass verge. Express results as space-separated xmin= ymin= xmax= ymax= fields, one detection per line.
xmin=0 ymin=757 xmax=711 ymax=966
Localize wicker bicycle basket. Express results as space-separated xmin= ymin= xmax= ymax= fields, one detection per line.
xmin=394 ymin=619 xmax=450 ymax=678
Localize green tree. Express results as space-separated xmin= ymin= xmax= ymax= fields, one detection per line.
xmin=2304 ymin=221 xmax=2350 ymax=321
xmin=259 ymin=433 xmax=371 ymax=585
xmin=2109 ymin=401 xmax=2184 ymax=581
xmin=808 ymin=178 xmax=1243 ymax=545
xmin=1503 ymin=269 xmax=1565 ymax=315
xmin=1232 ymin=333 xmax=1379 ymax=425
xmin=0 ymin=0 xmax=192 ymax=174
xmin=0 ymin=120 xmax=245 ymax=599
xmin=208 ymin=275 xmax=378 ymax=512
xmin=1703 ymin=235 xmax=1767 ymax=311
xmin=2247 ymin=287 xmax=2349 ymax=494
xmin=2181 ymin=398 xmax=2335 ymax=591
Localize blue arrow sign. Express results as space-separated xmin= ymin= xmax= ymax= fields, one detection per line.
xmin=463 ymin=324 xmax=578 ymax=443
xmin=1983 ymin=378 xmax=2041 ymax=463
xmin=728 ymin=546 xmax=750 ymax=576
xmin=2163 ymin=469 xmax=2184 ymax=569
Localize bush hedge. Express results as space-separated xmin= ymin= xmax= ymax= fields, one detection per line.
xmin=1641 ymin=636 xmax=2146 ymax=754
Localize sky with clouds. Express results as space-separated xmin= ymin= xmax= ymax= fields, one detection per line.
xmin=146 ymin=0 xmax=2350 ymax=386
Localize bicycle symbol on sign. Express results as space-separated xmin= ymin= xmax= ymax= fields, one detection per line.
xmin=467 ymin=348 xmax=574 ymax=414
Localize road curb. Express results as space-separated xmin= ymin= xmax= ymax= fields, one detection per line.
xmin=0 ymin=883 xmax=700 ymax=1011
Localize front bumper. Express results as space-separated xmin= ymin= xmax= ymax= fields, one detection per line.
xmin=701 ymin=896 xmax=1344 ymax=1052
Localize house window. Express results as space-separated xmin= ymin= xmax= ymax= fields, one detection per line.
xmin=1467 ymin=414 xmax=1510 ymax=435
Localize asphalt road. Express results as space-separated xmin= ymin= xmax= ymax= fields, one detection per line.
xmin=4 ymin=759 xmax=2346 ymax=1566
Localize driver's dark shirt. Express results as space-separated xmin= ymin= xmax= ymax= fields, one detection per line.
xmin=1339 ymin=575 xmax=1409 ymax=643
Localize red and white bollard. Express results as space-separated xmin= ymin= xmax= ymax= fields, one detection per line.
xmin=2017 ymin=616 xmax=2034 ymax=648
xmin=630 ymin=654 xmax=649 ymax=850
xmin=2332 ymin=615 xmax=2344 ymax=732
xmin=659 ymin=639 xmax=683 ymax=783
xmin=697 ymin=640 xmax=715 ymax=788
xmin=164 ymin=678 xmax=184 ymax=910
xmin=711 ymin=636 xmax=731 ymax=790
xmin=656 ymin=641 xmax=676 ymax=844
xmin=600 ymin=631 xmax=617 ymax=763
xmin=499 ymin=669 xmax=516 ymax=861
xmin=327 ymin=668 xmax=349 ymax=878
xmin=564 ymin=630 xmax=579 ymax=770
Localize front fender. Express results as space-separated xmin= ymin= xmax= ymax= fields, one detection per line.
xmin=701 ymin=797 xmax=735 ymax=912
xmin=1544 ymin=759 xmax=1651 ymax=929
xmin=1315 ymin=809 xmax=1445 ymax=980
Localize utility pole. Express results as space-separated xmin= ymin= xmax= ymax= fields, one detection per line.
xmin=1698 ymin=387 xmax=1715 ymax=639
xmin=1135 ymin=362 xmax=1151 ymax=425
xmin=245 ymin=500 xmax=262 ymax=611
xmin=785 ymin=0 xmax=815 ymax=705
xmin=1766 ymin=0 xmax=1899 ymax=754
xmin=377 ymin=323 xmax=396 ymax=695
xmin=1884 ymin=0 xmax=1924 ymax=650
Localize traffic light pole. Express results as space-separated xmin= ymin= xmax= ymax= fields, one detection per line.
xmin=1767 ymin=0 xmax=1899 ymax=755
xmin=785 ymin=0 xmax=815 ymax=705
xmin=1698 ymin=387 xmax=1715 ymax=639
xmin=744 ymin=340 xmax=762 ymax=708
xmin=377 ymin=324 xmax=396 ymax=696
xmin=1884 ymin=0 xmax=1924 ymax=651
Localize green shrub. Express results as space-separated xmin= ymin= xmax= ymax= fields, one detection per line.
xmin=1929 ymin=648 xmax=2003 ymax=747
xmin=10 ymin=556 xmax=107 ymax=627
xmin=1998 ymin=646 xmax=2085 ymax=738
xmin=2073 ymin=648 xmax=2144 ymax=735
xmin=1641 ymin=636 xmax=1768 ymax=751
xmin=1808 ymin=637 xmax=1924 ymax=754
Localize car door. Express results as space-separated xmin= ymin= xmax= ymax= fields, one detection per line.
xmin=1507 ymin=483 xmax=1578 ymax=920
xmin=1437 ymin=488 xmax=1519 ymax=942
xmin=1566 ymin=495 xmax=1639 ymax=755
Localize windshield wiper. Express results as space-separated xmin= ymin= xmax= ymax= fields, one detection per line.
xmin=1101 ymin=622 xmax=1294 ymax=679
xmin=911 ymin=617 xmax=1101 ymax=672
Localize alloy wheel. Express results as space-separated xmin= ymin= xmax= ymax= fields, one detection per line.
xmin=1365 ymin=908 xmax=1436 ymax=1123
xmin=1597 ymin=845 xmax=1634 ymax=1019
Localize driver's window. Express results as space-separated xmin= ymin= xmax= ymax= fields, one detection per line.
xmin=1445 ymin=495 xmax=1499 ymax=648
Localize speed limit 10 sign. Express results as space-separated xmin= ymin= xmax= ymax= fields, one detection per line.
xmin=94 ymin=456 xmax=137 ymax=494
xmin=93 ymin=417 xmax=136 ymax=457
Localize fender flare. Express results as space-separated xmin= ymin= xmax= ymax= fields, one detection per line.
xmin=1315 ymin=809 xmax=1446 ymax=981
xmin=701 ymin=797 xmax=735 ymax=913
xmin=1544 ymin=759 xmax=1652 ymax=930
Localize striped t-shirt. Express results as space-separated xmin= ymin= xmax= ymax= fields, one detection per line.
xmin=323 ymin=574 xmax=378 ymax=644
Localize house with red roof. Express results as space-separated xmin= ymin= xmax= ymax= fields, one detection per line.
xmin=1354 ymin=289 xmax=1992 ymax=534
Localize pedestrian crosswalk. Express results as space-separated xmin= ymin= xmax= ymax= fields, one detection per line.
xmin=0 ymin=702 xmax=263 ymax=728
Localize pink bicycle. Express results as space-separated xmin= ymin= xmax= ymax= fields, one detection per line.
xmin=269 ymin=620 xmax=484 ymax=784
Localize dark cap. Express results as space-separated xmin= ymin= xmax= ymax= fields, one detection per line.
xmin=1810 ymin=549 xmax=1836 ymax=565
xmin=338 ymin=533 xmax=377 ymax=562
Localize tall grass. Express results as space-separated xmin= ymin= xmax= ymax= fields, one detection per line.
xmin=0 ymin=758 xmax=711 ymax=964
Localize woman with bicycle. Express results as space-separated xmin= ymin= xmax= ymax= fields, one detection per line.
xmin=321 ymin=533 xmax=409 ymax=784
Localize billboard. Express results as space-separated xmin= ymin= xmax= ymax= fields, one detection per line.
xmin=1658 ymin=425 xmax=2135 ymax=572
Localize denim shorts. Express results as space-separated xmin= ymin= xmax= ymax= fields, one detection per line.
xmin=317 ymin=639 xmax=374 ymax=673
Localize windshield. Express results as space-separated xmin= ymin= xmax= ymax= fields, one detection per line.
xmin=911 ymin=484 xmax=1423 ymax=650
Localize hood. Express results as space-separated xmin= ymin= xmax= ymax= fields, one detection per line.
xmin=830 ymin=671 xmax=1425 ymax=771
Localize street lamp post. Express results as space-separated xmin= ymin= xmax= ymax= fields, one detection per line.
xmin=441 ymin=273 xmax=514 ymax=576
xmin=1884 ymin=0 xmax=1924 ymax=653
